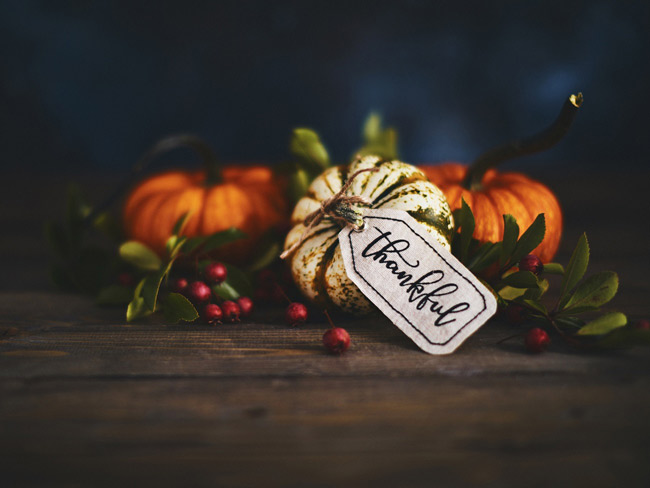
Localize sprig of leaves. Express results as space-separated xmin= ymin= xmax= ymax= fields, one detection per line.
xmin=107 ymin=214 xmax=251 ymax=323
xmin=452 ymin=202 xmax=646 ymax=348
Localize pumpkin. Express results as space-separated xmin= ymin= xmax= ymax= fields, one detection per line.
xmin=420 ymin=93 xmax=583 ymax=263
xmin=122 ymin=135 xmax=288 ymax=263
xmin=420 ymin=163 xmax=562 ymax=263
xmin=283 ymin=155 xmax=454 ymax=315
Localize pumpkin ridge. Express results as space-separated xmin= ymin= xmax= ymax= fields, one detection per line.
xmin=482 ymin=190 xmax=506 ymax=240
xmin=315 ymin=239 xmax=340 ymax=308
xmin=371 ymin=173 xmax=426 ymax=206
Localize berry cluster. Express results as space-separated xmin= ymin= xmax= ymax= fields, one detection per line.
xmin=171 ymin=262 xmax=253 ymax=325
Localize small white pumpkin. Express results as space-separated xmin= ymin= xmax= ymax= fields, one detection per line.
xmin=284 ymin=155 xmax=454 ymax=315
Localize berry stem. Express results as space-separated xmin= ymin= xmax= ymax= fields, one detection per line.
xmin=324 ymin=309 xmax=336 ymax=330
xmin=462 ymin=93 xmax=583 ymax=190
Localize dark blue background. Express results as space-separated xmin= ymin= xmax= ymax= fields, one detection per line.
xmin=2 ymin=0 xmax=649 ymax=172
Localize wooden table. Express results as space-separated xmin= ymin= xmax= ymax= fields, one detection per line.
xmin=2 ymin=169 xmax=649 ymax=487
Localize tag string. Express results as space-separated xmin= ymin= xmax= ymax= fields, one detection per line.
xmin=280 ymin=167 xmax=379 ymax=260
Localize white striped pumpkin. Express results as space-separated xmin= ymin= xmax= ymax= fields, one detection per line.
xmin=283 ymin=155 xmax=454 ymax=315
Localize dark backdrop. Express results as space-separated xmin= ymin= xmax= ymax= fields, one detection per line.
xmin=2 ymin=0 xmax=649 ymax=172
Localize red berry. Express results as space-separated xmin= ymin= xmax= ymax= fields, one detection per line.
xmin=188 ymin=281 xmax=211 ymax=303
xmin=519 ymin=254 xmax=544 ymax=276
xmin=171 ymin=277 xmax=189 ymax=294
xmin=323 ymin=327 xmax=351 ymax=354
xmin=525 ymin=327 xmax=550 ymax=353
xmin=203 ymin=304 xmax=223 ymax=325
xmin=236 ymin=296 xmax=254 ymax=318
xmin=635 ymin=319 xmax=650 ymax=330
xmin=118 ymin=272 xmax=135 ymax=287
xmin=286 ymin=302 xmax=308 ymax=327
xmin=505 ymin=304 xmax=527 ymax=325
xmin=221 ymin=300 xmax=241 ymax=322
xmin=205 ymin=262 xmax=227 ymax=284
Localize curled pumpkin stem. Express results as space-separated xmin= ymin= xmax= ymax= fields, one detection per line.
xmin=463 ymin=92 xmax=583 ymax=190
xmin=83 ymin=133 xmax=220 ymax=227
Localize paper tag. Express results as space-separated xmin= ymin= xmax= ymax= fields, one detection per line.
xmin=339 ymin=208 xmax=497 ymax=355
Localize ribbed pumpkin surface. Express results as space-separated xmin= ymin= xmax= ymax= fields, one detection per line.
xmin=123 ymin=166 xmax=287 ymax=262
xmin=420 ymin=162 xmax=562 ymax=262
xmin=284 ymin=156 xmax=454 ymax=315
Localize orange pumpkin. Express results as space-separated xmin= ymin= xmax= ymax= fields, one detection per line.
xmin=122 ymin=135 xmax=288 ymax=263
xmin=420 ymin=163 xmax=562 ymax=262
xmin=420 ymin=93 xmax=582 ymax=263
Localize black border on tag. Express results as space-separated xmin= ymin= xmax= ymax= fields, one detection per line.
xmin=347 ymin=215 xmax=488 ymax=346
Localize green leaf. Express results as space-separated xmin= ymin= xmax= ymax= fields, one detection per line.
xmin=597 ymin=327 xmax=650 ymax=348
xmin=247 ymin=241 xmax=282 ymax=273
xmin=456 ymin=198 xmax=475 ymax=264
xmin=126 ymin=296 xmax=150 ymax=322
xmin=562 ymin=271 xmax=618 ymax=313
xmin=166 ymin=235 xmax=188 ymax=258
xmin=522 ymin=278 xmax=549 ymax=301
xmin=498 ymin=286 xmax=527 ymax=301
xmin=577 ymin=312 xmax=627 ymax=336
xmin=500 ymin=214 xmax=519 ymax=265
xmin=172 ymin=212 xmax=191 ymax=236
xmin=358 ymin=113 xmax=398 ymax=159
xmin=66 ymin=183 xmax=91 ymax=224
xmin=289 ymin=168 xmax=311 ymax=202
xmin=543 ymin=262 xmax=564 ymax=275
xmin=224 ymin=264 xmax=254 ymax=297
xmin=183 ymin=228 xmax=247 ymax=255
xmin=519 ymin=299 xmax=548 ymax=316
xmin=96 ymin=285 xmax=133 ymax=306
xmin=467 ymin=242 xmax=501 ymax=273
xmin=510 ymin=214 xmax=546 ymax=265
xmin=501 ymin=271 xmax=539 ymax=289
xmin=290 ymin=128 xmax=330 ymax=173
xmin=92 ymin=212 xmax=122 ymax=241
xmin=141 ymin=261 xmax=174 ymax=312
xmin=163 ymin=293 xmax=199 ymax=323
xmin=212 ymin=281 xmax=240 ymax=301
xmin=119 ymin=241 xmax=162 ymax=271
xmin=560 ymin=233 xmax=589 ymax=305
xmin=555 ymin=316 xmax=585 ymax=329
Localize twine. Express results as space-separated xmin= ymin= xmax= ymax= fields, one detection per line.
xmin=280 ymin=167 xmax=379 ymax=259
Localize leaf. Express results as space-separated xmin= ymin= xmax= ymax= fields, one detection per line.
xmin=96 ymin=285 xmax=133 ymax=306
xmin=597 ymin=327 xmax=650 ymax=348
xmin=555 ymin=316 xmax=585 ymax=329
xmin=510 ymin=214 xmax=545 ymax=265
xmin=223 ymin=264 xmax=254 ymax=297
xmin=212 ymin=281 xmax=240 ymax=301
xmin=163 ymin=293 xmax=199 ymax=323
xmin=126 ymin=296 xmax=149 ymax=322
xmin=92 ymin=212 xmax=122 ymax=241
xmin=183 ymin=228 xmax=247 ymax=255
xmin=577 ymin=312 xmax=627 ymax=336
xmin=247 ymin=240 xmax=282 ymax=273
xmin=358 ymin=113 xmax=398 ymax=159
xmin=500 ymin=214 xmax=519 ymax=265
xmin=498 ymin=286 xmax=527 ymax=301
xmin=519 ymin=299 xmax=548 ymax=316
xmin=468 ymin=242 xmax=502 ymax=273
xmin=501 ymin=271 xmax=539 ymax=289
xmin=166 ymin=235 xmax=188 ymax=258
xmin=559 ymin=233 xmax=589 ymax=305
xmin=562 ymin=271 xmax=618 ymax=313
xmin=119 ymin=241 xmax=162 ymax=271
xmin=290 ymin=128 xmax=330 ymax=173
xmin=543 ymin=263 xmax=564 ymax=275
xmin=141 ymin=261 xmax=174 ymax=311
xmin=456 ymin=198 xmax=475 ymax=264
xmin=522 ymin=278 xmax=549 ymax=301
xmin=289 ymin=168 xmax=311 ymax=202
xmin=172 ymin=212 xmax=191 ymax=236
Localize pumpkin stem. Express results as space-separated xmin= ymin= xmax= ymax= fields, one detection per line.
xmin=83 ymin=134 xmax=220 ymax=227
xmin=463 ymin=93 xmax=583 ymax=190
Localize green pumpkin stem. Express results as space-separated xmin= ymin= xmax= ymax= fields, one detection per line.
xmin=463 ymin=93 xmax=583 ymax=190
xmin=83 ymin=134 xmax=221 ymax=227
